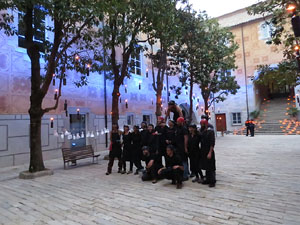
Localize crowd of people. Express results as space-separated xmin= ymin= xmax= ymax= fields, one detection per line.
xmin=106 ymin=101 xmax=216 ymax=189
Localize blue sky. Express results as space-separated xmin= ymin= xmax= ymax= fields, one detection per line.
xmin=188 ymin=0 xmax=261 ymax=17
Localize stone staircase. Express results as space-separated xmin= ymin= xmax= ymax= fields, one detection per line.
xmin=255 ymin=97 xmax=300 ymax=135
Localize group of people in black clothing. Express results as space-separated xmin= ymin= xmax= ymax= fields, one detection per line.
xmin=106 ymin=101 xmax=216 ymax=189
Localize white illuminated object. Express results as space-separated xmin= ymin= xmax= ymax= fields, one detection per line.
xmin=86 ymin=131 xmax=91 ymax=137
xmin=76 ymin=133 xmax=81 ymax=139
xmin=101 ymin=129 xmax=104 ymax=135
xmin=96 ymin=131 xmax=100 ymax=136
xmin=54 ymin=130 xmax=59 ymax=137
xmin=60 ymin=133 xmax=64 ymax=139
xmin=68 ymin=134 xmax=72 ymax=140
xmin=105 ymin=128 xmax=109 ymax=133
xmin=72 ymin=134 xmax=76 ymax=140
xmin=90 ymin=131 xmax=95 ymax=138
xmin=81 ymin=131 xmax=85 ymax=138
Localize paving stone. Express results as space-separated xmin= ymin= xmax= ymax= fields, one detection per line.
xmin=0 ymin=135 xmax=299 ymax=224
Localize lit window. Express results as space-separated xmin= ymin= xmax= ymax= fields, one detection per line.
xmin=259 ymin=22 xmax=273 ymax=41
xmin=232 ymin=112 xmax=241 ymax=125
xmin=18 ymin=5 xmax=46 ymax=52
xmin=130 ymin=48 xmax=142 ymax=76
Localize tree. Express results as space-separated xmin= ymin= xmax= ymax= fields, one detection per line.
xmin=146 ymin=0 xmax=183 ymax=118
xmin=255 ymin=60 xmax=300 ymax=87
xmin=248 ymin=1 xmax=300 ymax=88
xmin=100 ymin=0 xmax=183 ymax=124
xmin=0 ymin=0 xmax=103 ymax=172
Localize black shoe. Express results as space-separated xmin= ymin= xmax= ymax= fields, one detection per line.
xmin=121 ymin=170 xmax=126 ymax=174
xmin=134 ymin=170 xmax=139 ymax=175
xmin=176 ymin=183 xmax=182 ymax=189
xmin=118 ymin=169 xmax=122 ymax=173
xmin=182 ymin=177 xmax=189 ymax=182
xmin=106 ymin=172 xmax=110 ymax=175
xmin=209 ymin=183 xmax=215 ymax=188
xmin=190 ymin=173 xmax=195 ymax=178
xmin=202 ymin=180 xmax=209 ymax=185
xmin=171 ymin=180 xmax=176 ymax=185
xmin=192 ymin=177 xmax=199 ymax=183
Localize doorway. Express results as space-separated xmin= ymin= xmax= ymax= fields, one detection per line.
xmin=70 ymin=114 xmax=86 ymax=148
xmin=215 ymin=114 xmax=227 ymax=132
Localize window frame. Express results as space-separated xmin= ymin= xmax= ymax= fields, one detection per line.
xmin=232 ymin=112 xmax=242 ymax=125
xmin=129 ymin=47 xmax=142 ymax=76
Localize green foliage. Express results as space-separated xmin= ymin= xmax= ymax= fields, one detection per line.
xmin=287 ymin=107 xmax=299 ymax=117
xmin=173 ymin=9 xmax=240 ymax=107
xmin=250 ymin=110 xmax=260 ymax=119
xmin=255 ymin=60 xmax=300 ymax=87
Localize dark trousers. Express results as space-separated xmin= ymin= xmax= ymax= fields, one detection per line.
xmin=205 ymin=170 xmax=216 ymax=184
xmin=246 ymin=127 xmax=250 ymax=136
xmin=250 ymin=127 xmax=255 ymax=137
xmin=142 ymin=166 xmax=161 ymax=181
xmin=189 ymin=153 xmax=204 ymax=179
xmin=160 ymin=168 xmax=184 ymax=184
xmin=123 ymin=161 xmax=133 ymax=171
xmin=107 ymin=157 xmax=122 ymax=173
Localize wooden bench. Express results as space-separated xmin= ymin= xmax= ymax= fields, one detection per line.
xmin=61 ymin=145 xmax=100 ymax=169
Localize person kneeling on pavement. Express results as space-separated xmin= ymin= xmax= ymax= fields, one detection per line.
xmin=141 ymin=146 xmax=163 ymax=184
xmin=158 ymin=145 xmax=184 ymax=189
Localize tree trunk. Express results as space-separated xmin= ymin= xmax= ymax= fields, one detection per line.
xmin=155 ymin=85 xmax=163 ymax=118
xmin=204 ymin=96 xmax=209 ymax=116
xmin=29 ymin=113 xmax=45 ymax=172
xmin=111 ymin=81 xmax=120 ymax=124
xmin=188 ymin=75 xmax=194 ymax=125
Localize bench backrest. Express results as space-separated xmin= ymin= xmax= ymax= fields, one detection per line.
xmin=62 ymin=145 xmax=94 ymax=161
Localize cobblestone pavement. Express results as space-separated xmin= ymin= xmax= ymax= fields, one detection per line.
xmin=0 ymin=135 xmax=300 ymax=225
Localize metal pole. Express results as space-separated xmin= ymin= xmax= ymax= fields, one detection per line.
xmin=241 ymin=24 xmax=250 ymax=120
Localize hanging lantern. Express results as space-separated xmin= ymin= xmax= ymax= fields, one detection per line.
xmin=63 ymin=77 xmax=67 ymax=86
xmin=75 ymin=55 xmax=80 ymax=67
xmin=139 ymin=81 xmax=141 ymax=90
xmin=120 ymin=97 xmax=122 ymax=103
xmin=125 ymin=85 xmax=127 ymax=93
xmin=52 ymin=74 xmax=56 ymax=86
xmin=86 ymin=64 xmax=91 ymax=76
xmin=196 ymin=104 xmax=199 ymax=110
xmin=77 ymin=108 xmax=80 ymax=119
xmin=54 ymin=89 xmax=58 ymax=100
xmin=151 ymin=99 xmax=153 ymax=105
xmin=64 ymin=100 xmax=68 ymax=111
xmin=146 ymin=68 xmax=149 ymax=78
xmin=125 ymin=99 xmax=128 ymax=108
xmin=50 ymin=117 xmax=54 ymax=128
xmin=197 ymin=98 xmax=200 ymax=103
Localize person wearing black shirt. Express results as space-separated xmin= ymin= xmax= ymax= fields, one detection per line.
xmin=199 ymin=119 xmax=216 ymax=187
xmin=131 ymin=125 xmax=144 ymax=175
xmin=141 ymin=146 xmax=163 ymax=183
xmin=155 ymin=117 xmax=168 ymax=159
xmin=106 ymin=123 xmax=123 ymax=175
xmin=158 ymin=145 xmax=184 ymax=189
xmin=145 ymin=124 xmax=159 ymax=155
xmin=201 ymin=114 xmax=214 ymax=129
xmin=122 ymin=125 xmax=133 ymax=174
xmin=166 ymin=120 xmax=176 ymax=146
xmin=175 ymin=117 xmax=189 ymax=181
xmin=140 ymin=122 xmax=148 ymax=147
xmin=188 ymin=124 xmax=204 ymax=183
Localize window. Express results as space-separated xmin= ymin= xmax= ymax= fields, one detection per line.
xmin=127 ymin=114 xmax=135 ymax=126
xmin=130 ymin=48 xmax=142 ymax=76
xmin=232 ymin=112 xmax=242 ymax=125
xmin=143 ymin=114 xmax=152 ymax=124
xmin=18 ymin=5 xmax=46 ymax=52
xmin=259 ymin=22 xmax=273 ymax=41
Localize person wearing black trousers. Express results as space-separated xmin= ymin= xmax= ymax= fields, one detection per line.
xmin=199 ymin=119 xmax=216 ymax=187
xmin=166 ymin=120 xmax=176 ymax=146
xmin=141 ymin=146 xmax=163 ymax=184
xmin=187 ymin=124 xmax=204 ymax=183
xmin=122 ymin=125 xmax=133 ymax=174
xmin=131 ymin=125 xmax=144 ymax=175
xmin=106 ymin=123 xmax=123 ymax=175
xmin=158 ymin=145 xmax=184 ymax=189
xmin=155 ymin=117 xmax=168 ymax=161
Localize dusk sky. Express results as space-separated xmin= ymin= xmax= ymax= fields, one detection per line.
xmin=188 ymin=0 xmax=262 ymax=17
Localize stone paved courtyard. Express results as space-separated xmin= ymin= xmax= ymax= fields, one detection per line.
xmin=0 ymin=135 xmax=300 ymax=225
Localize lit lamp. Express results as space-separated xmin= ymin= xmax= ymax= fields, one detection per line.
xmin=146 ymin=68 xmax=149 ymax=78
xmin=50 ymin=117 xmax=54 ymax=128
xmin=77 ymin=108 xmax=80 ymax=119
xmin=86 ymin=63 xmax=91 ymax=76
xmin=75 ymin=55 xmax=80 ymax=67
xmin=52 ymin=74 xmax=56 ymax=86
xmin=54 ymin=89 xmax=58 ymax=100
xmin=125 ymin=99 xmax=128 ymax=108
xmin=125 ymin=85 xmax=127 ymax=93
xmin=139 ymin=81 xmax=141 ymax=90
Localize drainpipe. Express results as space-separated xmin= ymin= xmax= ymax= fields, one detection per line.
xmin=241 ymin=23 xmax=250 ymax=120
